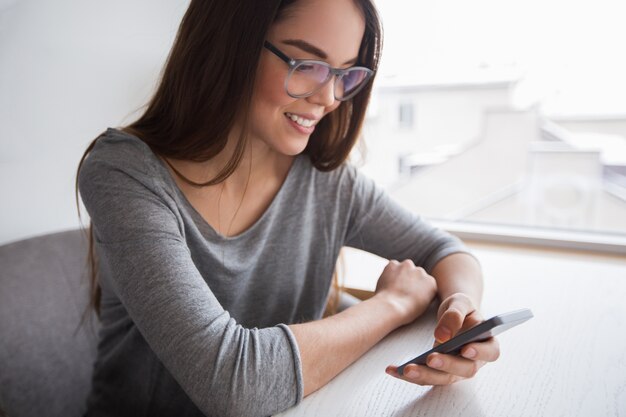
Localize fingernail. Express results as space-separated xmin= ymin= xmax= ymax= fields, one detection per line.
xmin=429 ymin=357 xmax=443 ymax=368
xmin=463 ymin=348 xmax=477 ymax=359
xmin=436 ymin=326 xmax=451 ymax=343
xmin=406 ymin=369 xmax=420 ymax=378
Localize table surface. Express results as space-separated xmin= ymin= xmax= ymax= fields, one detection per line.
xmin=276 ymin=242 xmax=626 ymax=417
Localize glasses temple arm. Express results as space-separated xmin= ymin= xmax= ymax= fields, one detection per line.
xmin=263 ymin=41 xmax=294 ymax=66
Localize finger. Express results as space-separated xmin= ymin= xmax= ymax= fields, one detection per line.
xmin=386 ymin=364 xmax=463 ymax=386
xmin=460 ymin=337 xmax=500 ymax=362
xmin=435 ymin=305 xmax=470 ymax=342
xmin=435 ymin=307 xmax=481 ymax=344
xmin=426 ymin=352 xmax=485 ymax=379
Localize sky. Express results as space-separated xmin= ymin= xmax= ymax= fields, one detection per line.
xmin=375 ymin=0 xmax=626 ymax=116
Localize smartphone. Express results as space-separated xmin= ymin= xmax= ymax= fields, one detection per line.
xmin=397 ymin=308 xmax=533 ymax=376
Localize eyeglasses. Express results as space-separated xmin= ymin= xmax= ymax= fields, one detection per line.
xmin=264 ymin=41 xmax=374 ymax=102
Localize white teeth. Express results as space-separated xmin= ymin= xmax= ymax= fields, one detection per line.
xmin=286 ymin=113 xmax=316 ymax=128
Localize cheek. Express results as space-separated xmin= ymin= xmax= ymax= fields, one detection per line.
xmin=252 ymin=58 xmax=293 ymax=112
xmin=326 ymin=101 xmax=341 ymax=115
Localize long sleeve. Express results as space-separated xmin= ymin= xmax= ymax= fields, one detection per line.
xmin=343 ymin=165 xmax=471 ymax=273
xmin=79 ymin=139 xmax=302 ymax=417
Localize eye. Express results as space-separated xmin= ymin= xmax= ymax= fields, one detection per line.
xmin=295 ymin=63 xmax=317 ymax=73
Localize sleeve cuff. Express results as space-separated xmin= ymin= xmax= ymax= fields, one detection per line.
xmin=277 ymin=323 xmax=304 ymax=405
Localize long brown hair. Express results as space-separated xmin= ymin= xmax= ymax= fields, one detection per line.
xmin=76 ymin=0 xmax=383 ymax=316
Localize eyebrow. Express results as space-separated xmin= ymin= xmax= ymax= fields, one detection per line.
xmin=281 ymin=39 xmax=359 ymax=66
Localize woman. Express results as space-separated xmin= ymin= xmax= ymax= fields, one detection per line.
xmin=77 ymin=0 xmax=499 ymax=416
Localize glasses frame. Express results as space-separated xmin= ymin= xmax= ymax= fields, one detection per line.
xmin=263 ymin=41 xmax=374 ymax=102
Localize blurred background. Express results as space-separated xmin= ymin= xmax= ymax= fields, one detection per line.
xmin=1 ymin=0 xmax=625 ymax=247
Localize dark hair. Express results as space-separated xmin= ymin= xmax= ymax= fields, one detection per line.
xmin=76 ymin=0 xmax=383 ymax=315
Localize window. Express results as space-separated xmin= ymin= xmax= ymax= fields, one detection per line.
xmin=358 ymin=0 xmax=626 ymax=252
xmin=398 ymin=102 xmax=414 ymax=129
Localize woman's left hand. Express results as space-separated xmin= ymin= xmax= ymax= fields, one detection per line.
xmin=385 ymin=292 xmax=500 ymax=385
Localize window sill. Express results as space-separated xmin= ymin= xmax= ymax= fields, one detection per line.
xmin=431 ymin=219 xmax=626 ymax=256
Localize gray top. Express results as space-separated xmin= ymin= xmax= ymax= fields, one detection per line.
xmin=78 ymin=128 xmax=469 ymax=417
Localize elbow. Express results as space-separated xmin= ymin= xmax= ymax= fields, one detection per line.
xmin=188 ymin=324 xmax=300 ymax=417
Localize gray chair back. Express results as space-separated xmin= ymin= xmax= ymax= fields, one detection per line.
xmin=0 ymin=229 xmax=99 ymax=417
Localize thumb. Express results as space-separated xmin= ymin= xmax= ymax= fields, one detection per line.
xmin=434 ymin=295 xmax=474 ymax=344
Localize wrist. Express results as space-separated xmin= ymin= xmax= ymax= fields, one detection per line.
xmin=431 ymin=253 xmax=483 ymax=308
xmin=371 ymin=291 xmax=412 ymax=326
xmin=438 ymin=291 xmax=481 ymax=312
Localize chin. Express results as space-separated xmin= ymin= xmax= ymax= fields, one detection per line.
xmin=273 ymin=134 xmax=311 ymax=156
xmin=278 ymin=141 xmax=309 ymax=157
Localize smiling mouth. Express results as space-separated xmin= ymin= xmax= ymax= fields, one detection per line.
xmin=285 ymin=112 xmax=318 ymax=128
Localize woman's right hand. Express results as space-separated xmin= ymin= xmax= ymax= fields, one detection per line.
xmin=374 ymin=260 xmax=438 ymax=326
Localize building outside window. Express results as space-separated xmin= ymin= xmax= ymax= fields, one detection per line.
xmin=398 ymin=102 xmax=414 ymax=129
xmin=355 ymin=0 xmax=626 ymax=252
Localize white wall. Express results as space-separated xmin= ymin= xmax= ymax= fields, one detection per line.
xmin=554 ymin=119 xmax=626 ymax=139
xmin=0 ymin=1 xmax=188 ymax=245
xmin=360 ymin=85 xmax=513 ymax=187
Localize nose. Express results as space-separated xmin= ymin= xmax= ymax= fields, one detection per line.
xmin=306 ymin=76 xmax=337 ymax=108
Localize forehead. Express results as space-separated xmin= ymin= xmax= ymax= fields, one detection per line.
xmin=268 ymin=0 xmax=366 ymax=63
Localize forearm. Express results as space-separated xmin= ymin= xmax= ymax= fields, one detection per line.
xmin=289 ymin=293 xmax=404 ymax=396
xmin=430 ymin=252 xmax=483 ymax=308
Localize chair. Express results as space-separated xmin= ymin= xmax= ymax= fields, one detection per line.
xmin=0 ymin=229 xmax=99 ymax=417
xmin=0 ymin=230 xmax=363 ymax=417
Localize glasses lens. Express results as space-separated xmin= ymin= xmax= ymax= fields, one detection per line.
xmin=336 ymin=68 xmax=371 ymax=100
xmin=286 ymin=61 xmax=331 ymax=97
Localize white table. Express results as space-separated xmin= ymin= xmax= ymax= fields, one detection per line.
xmin=277 ymin=242 xmax=626 ymax=417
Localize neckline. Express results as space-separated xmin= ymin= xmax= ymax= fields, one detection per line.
xmin=156 ymin=148 xmax=302 ymax=242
